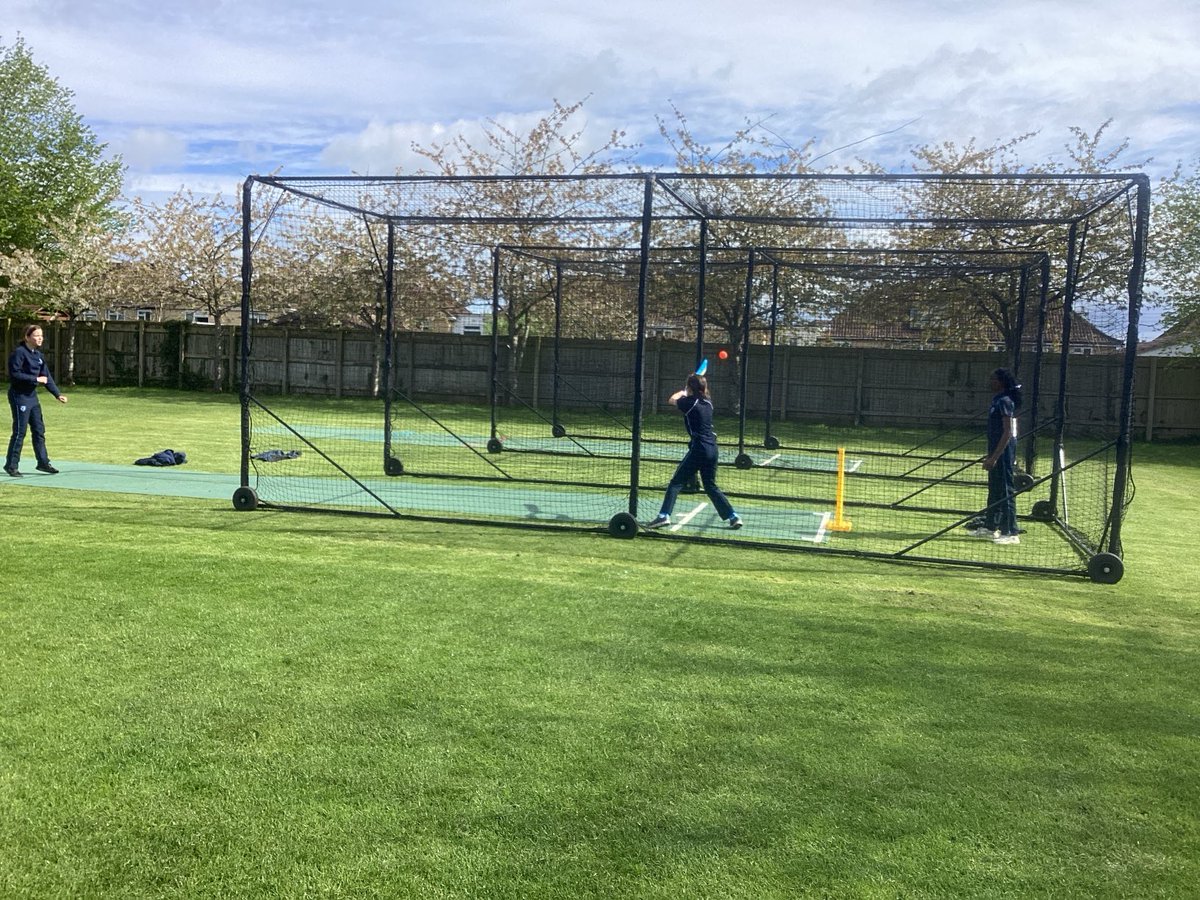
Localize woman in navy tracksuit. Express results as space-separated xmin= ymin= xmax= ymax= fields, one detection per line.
xmin=5 ymin=324 xmax=68 ymax=477
xmin=646 ymin=373 xmax=742 ymax=530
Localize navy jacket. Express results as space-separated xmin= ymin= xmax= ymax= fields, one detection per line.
xmin=7 ymin=344 xmax=61 ymax=400
xmin=677 ymin=395 xmax=718 ymax=449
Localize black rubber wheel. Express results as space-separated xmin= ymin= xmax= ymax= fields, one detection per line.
xmin=734 ymin=453 xmax=753 ymax=470
xmin=1087 ymin=552 xmax=1124 ymax=584
xmin=384 ymin=456 xmax=404 ymax=476
xmin=486 ymin=438 xmax=503 ymax=454
xmin=608 ymin=512 xmax=638 ymax=539
xmin=552 ymin=423 xmax=566 ymax=438
xmin=232 ymin=486 xmax=258 ymax=511
xmin=1030 ymin=500 xmax=1055 ymax=521
xmin=1014 ymin=471 xmax=1035 ymax=492
xmin=764 ymin=435 xmax=780 ymax=450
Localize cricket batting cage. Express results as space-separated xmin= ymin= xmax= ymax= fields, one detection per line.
xmin=235 ymin=173 xmax=1148 ymax=583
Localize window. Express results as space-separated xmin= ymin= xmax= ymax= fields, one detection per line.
xmin=106 ymin=309 xmax=126 ymax=321
xmin=188 ymin=312 xmax=213 ymax=325
xmin=136 ymin=308 xmax=154 ymax=321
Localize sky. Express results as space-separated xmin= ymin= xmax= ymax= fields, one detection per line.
xmin=4 ymin=0 xmax=1199 ymax=204
xmin=3 ymin=0 xmax=1198 ymax=337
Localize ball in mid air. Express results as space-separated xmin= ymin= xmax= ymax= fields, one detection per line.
xmin=718 ymin=349 xmax=729 ymax=360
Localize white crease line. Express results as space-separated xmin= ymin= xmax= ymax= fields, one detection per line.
xmin=671 ymin=502 xmax=708 ymax=531
xmin=759 ymin=453 xmax=781 ymax=466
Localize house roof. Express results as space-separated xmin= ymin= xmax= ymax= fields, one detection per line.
xmin=1138 ymin=318 xmax=1200 ymax=356
xmin=818 ymin=305 xmax=1124 ymax=351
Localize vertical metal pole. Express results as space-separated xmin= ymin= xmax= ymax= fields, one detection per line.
xmin=695 ymin=219 xmax=708 ymax=365
xmin=764 ymin=263 xmax=780 ymax=445
xmin=1024 ymin=255 xmax=1050 ymax=478
xmin=490 ymin=247 xmax=501 ymax=440
xmin=737 ymin=249 xmax=755 ymax=454
xmin=1108 ymin=177 xmax=1150 ymax=555
xmin=238 ymin=177 xmax=254 ymax=488
xmin=1010 ymin=264 xmax=1028 ymax=476
xmin=1050 ymin=224 xmax=1080 ymax=511
xmin=382 ymin=221 xmax=396 ymax=465
xmin=553 ymin=258 xmax=563 ymax=430
xmin=628 ymin=176 xmax=654 ymax=516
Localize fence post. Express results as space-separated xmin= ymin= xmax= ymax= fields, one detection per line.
xmin=177 ymin=323 xmax=186 ymax=389
xmin=335 ymin=328 xmax=344 ymax=398
xmin=854 ymin=349 xmax=865 ymax=427
xmin=98 ymin=321 xmax=107 ymax=387
xmin=227 ymin=325 xmax=237 ymax=393
xmin=281 ymin=327 xmax=290 ymax=395
xmin=137 ymin=320 xmax=145 ymax=387
xmin=408 ymin=331 xmax=416 ymax=399
xmin=1145 ymin=356 xmax=1157 ymax=442
xmin=53 ymin=320 xmax=63 ymax=382
xmin=779 ymin=344 xmax=790 ymax=422
xmin=650 ymin=337 xmax=661 ymax=413
xmin=531 ymin=334 xmax=540 ymax=408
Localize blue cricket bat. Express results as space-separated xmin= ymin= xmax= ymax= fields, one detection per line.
xmin=695 ymin=358 xmax=708 ymax=376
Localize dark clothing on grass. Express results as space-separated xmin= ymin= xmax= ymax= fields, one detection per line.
xmin=135 ymin=449 xmax=187 ymax=467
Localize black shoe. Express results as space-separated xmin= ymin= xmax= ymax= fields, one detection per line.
xmin=4 ymin=466 xmax=21 ymax=477
xmin=36 ymin=463 xmax=59 ymax=474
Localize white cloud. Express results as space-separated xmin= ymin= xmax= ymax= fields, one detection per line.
xmin=123 ymin=172 xmax=242 ymax=203
xmin=112 ymin=128 xmax=187 ymax=170
xmin=3 ymin=0 xmax=1199 ymax=193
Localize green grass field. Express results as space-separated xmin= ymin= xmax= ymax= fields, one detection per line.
xmin=2 ymin=388 xmax=1198 ymax=898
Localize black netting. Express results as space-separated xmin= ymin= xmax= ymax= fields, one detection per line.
xmin=238 ymin=173 xmax=1146 ymax=581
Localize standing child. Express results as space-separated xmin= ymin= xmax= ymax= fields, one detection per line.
xmin=646 ymin=372 xmax=742 ymax=530
xmin=971 ymin=367 xmax=1021 ymax=544
xmin=5 ymin=324 xmax=68 ymax=477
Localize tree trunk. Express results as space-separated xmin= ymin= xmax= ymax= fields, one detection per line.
xmin=505 ymin=314 xmax=528 ymax=407
xmin=65 ymin=317 xmax=77 ymax=385
xmin=371 ymin=324 xmax=383 ymax=398
xmin=212 ymin=312 xmax=226 ymax=391
xmin=728 ymin=327 xmax=743 ymax=416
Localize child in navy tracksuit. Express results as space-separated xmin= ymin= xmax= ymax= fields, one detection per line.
xmin=977 ymin=367 xmax=1022 ymax=545
xmin=646 ymin=373 xmax=742 ymax=531
xmin=5 ymin=325 xmax=68 ymax=477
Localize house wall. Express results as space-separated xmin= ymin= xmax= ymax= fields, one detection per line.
xmin=6 ymin=319 xmax=1199 ymax=439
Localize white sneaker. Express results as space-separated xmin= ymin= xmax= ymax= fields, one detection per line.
xmin=646 ymin=514 xmax=671 ymax=529
xmin=993 ymin=533 xmax=1020 ymax=545
xmin=728 ymin=515 xmax=743 ymax=530
xmin=968 ymin=526 xmax=997 ymax=538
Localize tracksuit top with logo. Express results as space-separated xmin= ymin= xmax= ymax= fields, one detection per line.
xmin=987 ymin=392 xmax=1017 ymax=462
xmin=677 ymin=395 xmax=718 ymax=449
xmin=7 ymin=344 xmax=61 ymax=401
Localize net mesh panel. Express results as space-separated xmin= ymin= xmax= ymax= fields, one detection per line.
xmin=241 ymin=173 xmax=1144 ymax=577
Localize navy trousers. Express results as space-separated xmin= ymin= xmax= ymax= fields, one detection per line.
xmin=660 ymin=443 xmax=735 ymax=521
xmin=984 ymin=445 xmax=1018 ymax=535
xmin=6 ymin=393 xmax=49 ymax=470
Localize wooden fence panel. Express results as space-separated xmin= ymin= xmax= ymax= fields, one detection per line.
xmin=3 ymin=319 xmax=1197 ymax=438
